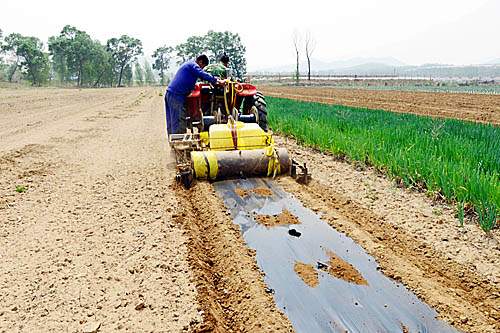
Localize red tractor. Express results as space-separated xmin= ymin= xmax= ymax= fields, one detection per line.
xmin=168 ymin=79 xmax=310 ymax=188
xmin=185 ymin=80 xmax=268 ymax=132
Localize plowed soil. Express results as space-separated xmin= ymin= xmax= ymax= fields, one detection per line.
xmin=0 ymin=87 xmax=201 ymax=332
xmin=261 ymin=85 xmax=500 ymax=125
xmin=1 ymin=86 xmax=498 ymax=332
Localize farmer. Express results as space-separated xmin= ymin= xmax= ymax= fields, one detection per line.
xmin=204 ymin=54 xmax=231 ymax=79
xmin=165 ymin=54 xmax=222 ymax=134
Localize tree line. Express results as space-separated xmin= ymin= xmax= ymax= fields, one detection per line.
xmin=0 ymin=27 xmax=247 ymax=87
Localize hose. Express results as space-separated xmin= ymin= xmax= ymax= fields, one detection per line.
xmin=223 ymin=80 xmax=244 ymax=116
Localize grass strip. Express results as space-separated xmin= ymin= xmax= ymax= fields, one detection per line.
xmin=267 ymin=97 xmax=500 ymax=231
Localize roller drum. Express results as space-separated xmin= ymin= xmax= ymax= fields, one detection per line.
xmin=191 ymin=148 xmax=290 ymax=180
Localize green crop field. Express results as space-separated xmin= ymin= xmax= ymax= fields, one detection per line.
xmin=268 ymin=97 xmax=500 ymax=231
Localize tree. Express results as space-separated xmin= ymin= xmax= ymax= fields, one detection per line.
xmin=175 ymin=31 xmax=247 ymax=79
xmin=48 ymin=25 xmax=111 ymax=87
xmin=48 ymin=34 xmax=70 ymax=84
xmin=48 ymin=25 xmax=97 ymax=86
xmin=143 ymin=59 xmax=156 ymax=85
xmin=134 ymin=62 xmax=144 ymax=86
xmin=3 ymin=33 xmax=49 ymax=85
xmin=204 ymin=30 xmax=247 ymax=79
xmin=292 ymin=31 xmax=301 ymax=85
xmin=175 ymin=36 xmax=206 ymax=64
xmin=122 ymin=64 xmax=133 ymax=86
xmin=85 ymin=42 xmax=113 ymax=87
xmin=107 ymin=35 xmax=143 ymax=87
xmin=0 ymin=29 xmax=5 ymax=81
xmin=304 ymin=31 xmax=315 ymax=82
xmin=1 ymin=32 xmax=21 ymax=82
xmin=152 ymin=45 xmax=173 ymax=85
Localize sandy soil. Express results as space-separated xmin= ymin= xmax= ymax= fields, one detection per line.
xmin=0 ymin=87 xmax=200 ymax=332
xmin=261 ymin=85 xmax=500 ymax=125
xmin=277 ymin=136 xmax=500 ymax=332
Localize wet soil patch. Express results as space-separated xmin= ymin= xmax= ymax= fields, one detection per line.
xmin=294 ymin=262 xmax=319 ymax=287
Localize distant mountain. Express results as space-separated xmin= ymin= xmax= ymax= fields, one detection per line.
xmin=255 ymin=57 xmax=406 ymax=73
xmin=321 ymin=62 xmax=398 ymax=76
xmin=484 ymin=58 xmax=500 ymax=65
xmin=251 ymin=59 xmax=500 ymax=78
xmin=324 ymin=57 xmax=406 ymax=68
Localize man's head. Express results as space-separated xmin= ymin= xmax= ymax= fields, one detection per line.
xmin=220 ymin=54 xmax=230 ymax=67
xmin=196 ymin=54 xmax=209 ymax=68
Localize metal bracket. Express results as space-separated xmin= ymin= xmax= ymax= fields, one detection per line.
xmin=176 ymin=169 xmax=194 ymax=189
xmin=290 ymin=160 xmax=311 ymax=185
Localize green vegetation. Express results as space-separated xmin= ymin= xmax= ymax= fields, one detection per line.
xmin=152 ymin=46 xmax=174 ymax=86
xmin=15 ymin=185 xmax=27 ymax=193
xmin=106 ymin=35 xmax=143 ymax=87
xmin=48 ymin=25 xmax=109 ymax=87
xmin=2 ymin=33 xmax=49 ymax=85
xmin=1 ymin=26 xmax=247 ymax=86
xmin=268 ymin=97 xmax=500 ymax=231
xmin=175 ymin=30 xmax=247 ymax=79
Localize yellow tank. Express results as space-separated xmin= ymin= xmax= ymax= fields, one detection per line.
xmin=208 ymin=122 xmax=271 ymax=151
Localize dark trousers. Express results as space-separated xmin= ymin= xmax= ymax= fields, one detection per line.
xmin=165 ymin=91 xmax=187 ymax=135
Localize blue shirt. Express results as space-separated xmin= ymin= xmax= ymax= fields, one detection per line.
xmin=167 ymin=60 xmax=217 ymax=95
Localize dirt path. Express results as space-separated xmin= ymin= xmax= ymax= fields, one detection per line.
xmin=0 ymin=87 xmax=200 ymax=332
xmin=276 ymin=137 xmax=499 ymax=332
xmin=261 ymin=85 xmax=500 ymax=125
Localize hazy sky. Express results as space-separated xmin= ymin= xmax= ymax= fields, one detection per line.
xmin=1 ymin=0 xmax=499 ymax=70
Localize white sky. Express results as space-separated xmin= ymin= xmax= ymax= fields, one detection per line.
xmin=1 ymin=0 xmax=499 ymax=70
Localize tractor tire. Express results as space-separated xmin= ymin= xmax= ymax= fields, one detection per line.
xmin=254 ymin=92 xmax=268 ymax=131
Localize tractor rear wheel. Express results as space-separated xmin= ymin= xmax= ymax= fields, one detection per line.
xmin=253 ymin=92 xmax=268 ymax=131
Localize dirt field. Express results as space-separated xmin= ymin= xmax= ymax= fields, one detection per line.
xmin=261 ymin=85 xmax=500 ymax=125
xmin=0 ymin=87 xmax=498 ymax=332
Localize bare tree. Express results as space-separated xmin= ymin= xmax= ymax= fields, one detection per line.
xmin=305 ymin=31 xmax=316 ymax=82
xmin=292 ymin=31 xmax=301 ymax=85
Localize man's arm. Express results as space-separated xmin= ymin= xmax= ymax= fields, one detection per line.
xmin=191 ymin=63 xmax=217 ymax=84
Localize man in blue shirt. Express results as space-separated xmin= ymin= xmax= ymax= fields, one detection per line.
xmin=165 ymin=54 xmax=221 ymax=134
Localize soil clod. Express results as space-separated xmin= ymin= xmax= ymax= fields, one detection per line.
xmin=235 ymin=187 xmax=274 ymax=198
xmin=294 ymin=262 xmax=319 ymax=287
xmin=322 ymin=250 xmax=368 ymax=285
xmin=255 ymin=209 xmax=300 ymax=227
